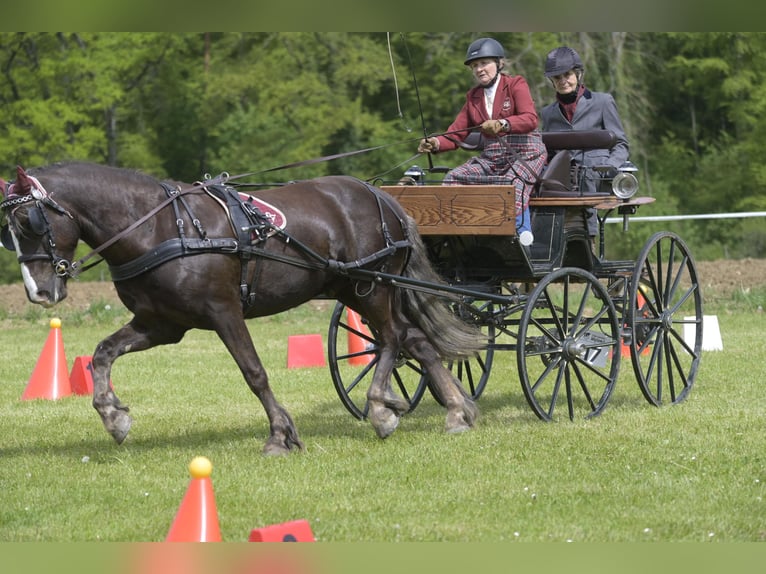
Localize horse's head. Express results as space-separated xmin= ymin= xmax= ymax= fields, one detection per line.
xmin=1 ymin=166 xmax=79 ymax=307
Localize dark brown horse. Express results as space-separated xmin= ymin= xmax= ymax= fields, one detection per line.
xmin=1 ymin=162 xmax=482 ymax=454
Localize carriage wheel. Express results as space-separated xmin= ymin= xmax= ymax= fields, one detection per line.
xmin=628 ymin=231 xmax=702 ymax=406
xmin=426 ymin=298 xmax=496 ymax=406
xmin=517 ymin=267 xmax=621 ymax=421
xmin=327 ymin=302 xmax=428 ymax=420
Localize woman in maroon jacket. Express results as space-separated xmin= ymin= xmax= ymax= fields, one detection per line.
xmin=418 ymin=37 xmax=546 ymax=245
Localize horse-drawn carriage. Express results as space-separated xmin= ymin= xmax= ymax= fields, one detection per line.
xmin=327 ymin=129 xmax=703 ymax=422
xmin=0 ymin=129 xmax=703 ymax=454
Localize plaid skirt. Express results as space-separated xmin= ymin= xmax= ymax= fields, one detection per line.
xmin=443 ymin=131 xmax=546 ymax=214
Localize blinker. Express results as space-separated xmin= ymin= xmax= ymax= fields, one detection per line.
xmin=28 ymin=206 xmax=46 ymax=236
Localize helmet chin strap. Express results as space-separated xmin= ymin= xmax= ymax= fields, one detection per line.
xmin=483 ymin=60 xmax=502 ymax=87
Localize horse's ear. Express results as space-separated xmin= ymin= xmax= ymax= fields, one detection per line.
xmin=16 ymin=165 xmax=31 ymax=192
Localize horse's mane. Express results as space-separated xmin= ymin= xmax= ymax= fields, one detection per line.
xmin=29 ymin=161 xmax=162 ymax=187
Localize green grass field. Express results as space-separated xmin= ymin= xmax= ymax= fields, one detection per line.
xmin=0 ymin=286 xmax=764 ymax=543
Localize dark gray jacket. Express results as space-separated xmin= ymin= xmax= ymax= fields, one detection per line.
xmin=541 ymin=89 xmax=630 ymax=194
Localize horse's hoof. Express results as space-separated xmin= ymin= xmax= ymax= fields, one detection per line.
xmin=262 ymin=436 xmax=303 ymax=456
xmin=445 ymin=423 xmax=471 ymax=434
xmin=445 ymin=405 xmax=477 ymax=434
xmin=110 ymin=413 xmax=133 ymax=444
xmin=369 ymin=403 xmax=400 ymax=439
xmin=262 ymin=444 xmax=291 ymax=456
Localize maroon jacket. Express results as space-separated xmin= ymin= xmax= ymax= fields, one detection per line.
xmin=435 ymin=74 xmax=540 ymax=153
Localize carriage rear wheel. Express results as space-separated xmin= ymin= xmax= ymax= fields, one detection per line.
xmin=517 ymin=267 xmax=621 ymax=421
xmin=328 ymin=302 xmax=428 ymax=420
xmin=628 ymin=231 xmax=702 ymax=406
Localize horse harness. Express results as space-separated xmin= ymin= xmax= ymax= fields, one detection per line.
xmin=112 ymin=181 xmax=413 ymax=309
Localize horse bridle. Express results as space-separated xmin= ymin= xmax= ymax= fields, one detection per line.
xmin=0 ymin=191 xmax=76 ymax=278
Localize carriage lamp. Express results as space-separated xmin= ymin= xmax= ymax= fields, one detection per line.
xmin=403 ymin=165 xmax=425 ymax=185
xmin=611 ymin=161 xmax=639 ymax=199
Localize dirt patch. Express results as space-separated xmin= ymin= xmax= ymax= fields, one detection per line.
xmin=0 ymin=258 xmax=763 ymax=316
xmin=694 ymin=258 xmax=765 ymax=297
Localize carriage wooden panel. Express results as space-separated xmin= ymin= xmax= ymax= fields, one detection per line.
xmin=380 ymin=185 xmax=516 ymax=235
xmin=381 ymin=185 xmax=649 ymax=236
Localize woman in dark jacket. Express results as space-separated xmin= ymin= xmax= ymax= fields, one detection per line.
xmin=540 ymin=46 xmax=630 ymax=238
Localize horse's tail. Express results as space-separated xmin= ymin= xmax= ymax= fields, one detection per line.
xmin=399 ymin=216 xmax=486 ymax=360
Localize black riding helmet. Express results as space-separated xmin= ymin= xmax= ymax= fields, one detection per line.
xmin=464 ymin=37 xmax=505 ymax=66
xmin=544 ymin=46 xmax=584 ymax=77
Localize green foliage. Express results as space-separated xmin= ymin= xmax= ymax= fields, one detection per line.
xmin=1 ymin=31 xmax=765 ymax=280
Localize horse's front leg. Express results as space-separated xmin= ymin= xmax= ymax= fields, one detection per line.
xmin=91 ymin=319 xmax=184 ymax=444
xmin=215 ymin=320 xmax=303 ymax=456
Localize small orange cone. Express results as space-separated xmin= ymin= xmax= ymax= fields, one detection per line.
xmin=69 ymin=355 xmax=113 ymax=395
xmin=621 ymin=290 xmax=650 ymax=357
xmin=248 ymin=519 xmax=315 ymax=542
xmin=286 ymin=334 xmax=326 ymax=369
xmin=21 ymin=318 xmax=72 ymax=400
xmin=347 ymin=309 xmax=373 ymax=366
xmin=166 ymin=456 xmax=222 ymax=542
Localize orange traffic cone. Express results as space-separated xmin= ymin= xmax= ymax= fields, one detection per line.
xmin=21 ymin=318 xmax=72 ymax=400
xmin=286 ymin=334 xmax=326 ymax=369
xmin=248 ymin=518 xmax=315 ymax=542
xmin=69 ymin=355 xmax=114 ymax=395
xmin=621 ymin=290 xmax=650 ymax=357
xmin=166 ymin=456 xmax=222 ymax=542
xmin=347 ymin=309 xmax=373 ymax=366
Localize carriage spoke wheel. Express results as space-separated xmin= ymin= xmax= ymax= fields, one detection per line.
xmin=327 ymin=302 xmax=427 ymax=420
xmin=517 ymin=267 xmax=621 ymax=421
xmin=427 ymin=298 xmax=495 ymax=406
xmin=628 ymin=231 xmax=702 ymax=406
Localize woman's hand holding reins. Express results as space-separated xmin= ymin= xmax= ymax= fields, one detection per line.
xmin=418 ymin=137 xmax=439 ymax=154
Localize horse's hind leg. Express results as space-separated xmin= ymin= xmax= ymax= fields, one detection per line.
xmin=365 ymin=337 xmax=410 ymax=439
xmin=91 ymin=319 xmax=187 ymax=444
xmin=359 ymin=306 xmax=419 ymax=439
xmin=402 ymin=327 xmax=479 ymax=434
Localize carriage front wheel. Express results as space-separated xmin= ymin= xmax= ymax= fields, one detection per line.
xmin=327 ymin=301 xmax=494 ymax=419
xmin=628 ymin=231 xmax=702 ymax=405
xmin=517 ymin=267 xmax=621 ymax=421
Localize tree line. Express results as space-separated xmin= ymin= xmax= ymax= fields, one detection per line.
xmin=1 ymin=32 xmax=764 ymax=284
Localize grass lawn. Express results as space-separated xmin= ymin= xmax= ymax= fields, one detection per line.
xmin=0 ymin=285 xmax=764 ymax=544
